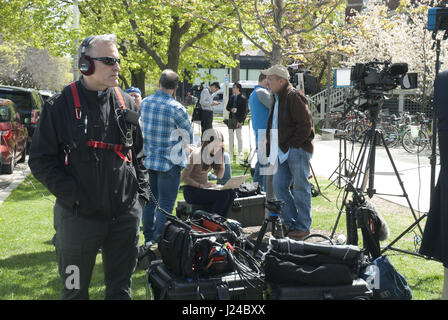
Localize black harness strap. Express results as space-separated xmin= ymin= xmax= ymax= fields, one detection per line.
xmin=64 ymin=82 xmax=131 ymax=165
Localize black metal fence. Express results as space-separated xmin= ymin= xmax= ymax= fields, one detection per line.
xmin=381 ymin=94 xmax=432 ymax=117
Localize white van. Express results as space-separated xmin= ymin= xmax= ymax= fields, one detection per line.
xmin=212 ymin=80 xmax=258 ymax=118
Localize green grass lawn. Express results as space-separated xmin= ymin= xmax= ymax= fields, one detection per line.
xmin=0 ymin=160 xmax=444 ymax=300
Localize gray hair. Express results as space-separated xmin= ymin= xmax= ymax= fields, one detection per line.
xmin=78 ymin=34 xmax=118 ymax=58
xmin=160 ymin=69 xmax=179 ymax=90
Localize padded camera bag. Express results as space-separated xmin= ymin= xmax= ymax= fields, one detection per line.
xmin=158 ymin=219 xmax=195 ymax=277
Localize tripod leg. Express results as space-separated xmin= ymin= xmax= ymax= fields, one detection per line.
xmin=275 ymin=218 xmax=284 ymax=238
xmin=379 ymin=133 xmax=424 ymax=235
xmin=253 ymin=219 xmax=269 ymax=257
xmin=352 ymin=132 xmax=371 ymax=190
xmin=309 ymin=162 xmax=331 ymax=201
xmin=380 ymin=213 xmax=427 ymax=256
xmin=330 ymin=186 xmax=351 ymax=239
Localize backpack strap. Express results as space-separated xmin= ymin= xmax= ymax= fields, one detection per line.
xmin=70 ymin=82 xmax=83 ymax=120
xmin=86 ymin=140 xmax=132 ymax=163
xmin=64 ymin=83 xmax=133 ymax=165
xmin=114 ymin=87 xmax=126 ymax=110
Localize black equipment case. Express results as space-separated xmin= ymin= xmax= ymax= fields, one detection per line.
xmin=176 ymin=193 xmax=266 ymax=227
xmin=147 ymin=260 xmax=265 ymax=300
xmin=267 ymin=279 xmax=373 ymax=300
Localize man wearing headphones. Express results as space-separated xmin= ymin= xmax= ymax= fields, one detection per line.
xmin=29 ymin=34 xmax=149 ymax=300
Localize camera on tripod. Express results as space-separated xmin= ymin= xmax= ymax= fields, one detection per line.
xmin=350 ymin=60 xmax=418 ymax=97
xmin=191 ymin=83 xmax=204 ymax=99
xmin=287 ymin=63 xmax=319 ymax=95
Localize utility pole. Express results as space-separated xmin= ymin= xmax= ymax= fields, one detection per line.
xmin=326 ymin=52 xmax=332 ymax=114
xmin=73 ymin=0 xmax=79 ymax=81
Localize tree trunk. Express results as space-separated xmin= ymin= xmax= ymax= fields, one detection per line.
xmin=131 ymin=69 xmax=146 ymax=97
xmin=317 ymin=59 xmax=328 ymax=87
xmin=231 ymin=53 xmax=240 ymax=82
xmin=271 ymin=44 xmax=283 ymax=65
xmin=167 ymin=15 xmax=189 ymax=74
xmin=119 ymin=75 xmax=129 ymax=89
xmin=271 ymin=0 xmax=284 ymax=65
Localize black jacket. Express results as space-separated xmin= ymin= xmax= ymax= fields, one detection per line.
xmin=420 ymin=70 xmax=448 ymax=267
xmin=226 ymin=93 xmax=248 ymax=123
xmin=28 ymin=80 xmax=149 ymax=220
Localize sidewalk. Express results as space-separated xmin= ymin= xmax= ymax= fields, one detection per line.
xmin=311 ymin=135 xmax=438 ymax=213
xmin=211 ymin=120 xmax=439 ymax=213
xmin=0 ymin=159 xmax=31 ymax=207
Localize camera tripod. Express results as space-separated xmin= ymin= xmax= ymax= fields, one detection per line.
xmin=252 ymin=199 xmax=285 ymax=257
xmin=330 ymin=101 xmax=427 ymax=258
xmin=309 ymin=162 xmax=331 ymax=202
xmin=326 ymin=130 xmax=358 ymax=190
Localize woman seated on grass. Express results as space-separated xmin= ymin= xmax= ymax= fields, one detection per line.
xmin=181 ymin=129 xmax=236 ymax=217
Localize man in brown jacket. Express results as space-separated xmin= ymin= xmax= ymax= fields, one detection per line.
xmin=263 ymin=64 xmax=315 ymax=240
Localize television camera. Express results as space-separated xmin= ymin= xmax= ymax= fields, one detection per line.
xmin=287 ymin=63 xmax=319 ymax=95
xmin=348 ymin=60 xmax=417 ymax=112
xmin=350 ymin=60 xmax=417 ymax=93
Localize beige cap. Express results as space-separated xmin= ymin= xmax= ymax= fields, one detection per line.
xmin=261 ymin=64 xmax=290 ymax=80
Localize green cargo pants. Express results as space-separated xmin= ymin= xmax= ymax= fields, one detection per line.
xmin=53 ymin=199 xmax=142 ymax=300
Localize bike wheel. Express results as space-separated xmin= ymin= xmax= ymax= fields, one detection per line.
xmin=345 ymin=120 xmax=365 ymax=142
xmin=382 ymin=124 xmax=400 ymax=148
xmin=402 ymin=127 xmax=429 ymax=154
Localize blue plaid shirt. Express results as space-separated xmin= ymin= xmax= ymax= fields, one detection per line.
xmin=140 ymin=90 xmax=193 ymax=172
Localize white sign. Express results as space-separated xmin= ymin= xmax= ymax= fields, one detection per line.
xmin=334 ymin=68 xmax=353 ymax=88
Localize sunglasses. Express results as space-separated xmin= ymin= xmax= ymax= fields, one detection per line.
xmin=92 ymin=57 xmax=121 ymax=66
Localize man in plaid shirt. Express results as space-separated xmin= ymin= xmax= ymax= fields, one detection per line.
xmin=139 ymin=69 xmax=193 ymax=245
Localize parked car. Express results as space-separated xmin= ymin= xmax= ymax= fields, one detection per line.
xmin=0 ymin=85 xmax=44 ymax=149
xmin=39 ymin=89 xmax=57 ymax=102
xmin=0 ymin=98 xmax=28 ymax=174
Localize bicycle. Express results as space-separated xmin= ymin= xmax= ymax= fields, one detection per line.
xmin=401 ymin=112 xmax=431 ymax=154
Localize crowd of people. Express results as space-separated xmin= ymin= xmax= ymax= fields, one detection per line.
xmin=28 ymin=34 xmax=316 ymax=300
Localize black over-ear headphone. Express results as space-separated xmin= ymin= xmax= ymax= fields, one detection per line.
xmin=78 ymin=36 xmax=95 ymax=76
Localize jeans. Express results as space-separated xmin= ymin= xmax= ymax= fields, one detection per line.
xmin=253 ymin=131 xmax=267 ymax=191
xmin=273 ymin=148 xmax=312 ymax=232
xmin=217 ymin=152 xmax=232 ymax=185
xmin=253 ymin=159 xmax=266 ymax=192
xmin=142 ymin=165 xmax=181 ymax=243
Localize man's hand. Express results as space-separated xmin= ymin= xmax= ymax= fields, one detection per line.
xmin=237 ymin=122 xmax=243 ymax=128
xmin=212 ymin=101 xmax=219 ymax=106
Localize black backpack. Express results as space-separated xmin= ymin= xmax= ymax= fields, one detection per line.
xmin=236 ymin=182 xmax=261 ymax=198
xmin=158 ymin=218 xmax=195 ymax=277
xmin=157 ymin=215 xmax=235 ymax=278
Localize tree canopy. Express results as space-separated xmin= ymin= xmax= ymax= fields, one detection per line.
xmin=229 ymin=0 xmax=350 ymax=65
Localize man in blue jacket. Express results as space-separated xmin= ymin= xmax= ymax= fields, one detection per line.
xmin=249 ymin=73 xmax=273 ymax=191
